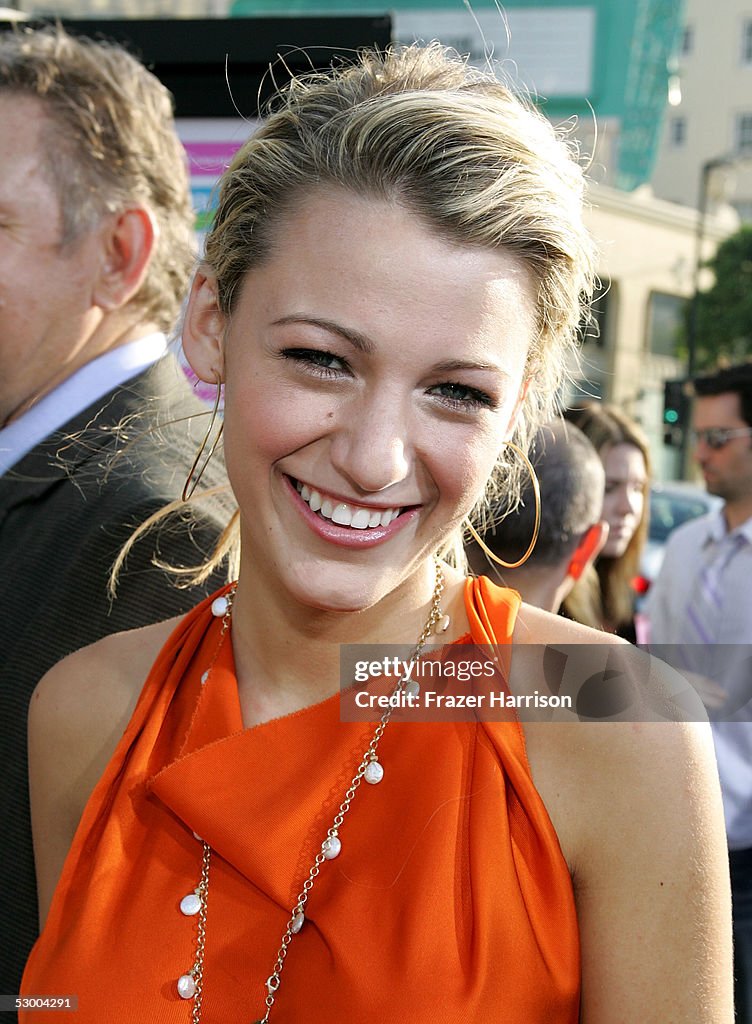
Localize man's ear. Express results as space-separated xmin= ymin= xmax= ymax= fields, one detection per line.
xmin=567 ymin=521 xmax=609 ymax=581
xmin=181 ymin=270 xmax=227 ymax=383
xmin=93 ymin=207 xmax=157 ymax=312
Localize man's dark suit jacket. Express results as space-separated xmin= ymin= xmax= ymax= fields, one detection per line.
xmin=0 ymin=355 xmax=230 ymax=998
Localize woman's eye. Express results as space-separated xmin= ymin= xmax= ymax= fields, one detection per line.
xmin=428 ymin=382 xmax=495 ymax=410
xmin=282 ymin=348 xmax=349 ymax=376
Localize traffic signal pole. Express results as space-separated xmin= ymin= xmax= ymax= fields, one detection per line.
xmin=663 ymin=378 xmax=690 ymax=449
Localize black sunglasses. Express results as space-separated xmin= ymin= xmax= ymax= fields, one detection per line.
xmin=692 ymin=427 xmax=752 ymax=450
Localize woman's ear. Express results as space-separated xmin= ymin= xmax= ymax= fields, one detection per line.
xmin=182 ymin=270 xmax=227 ymax=383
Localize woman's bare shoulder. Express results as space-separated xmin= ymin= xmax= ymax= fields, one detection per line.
xmin=510 ymin=607 xmax=731 ymax=1019
xmin=511 ymin=602 xmax=712 ymax=862
xmin=514 ymin=600 xmax=705 ymax=720
xmin=514 ymin=601 xmax=625 ymax=646
xmin=29 ymin=618 xmax=181 ymax=923
xmin=29 ymin=619 xmax=179 ymax=835
xmin=30 ymin=617 xmax=179 ymax=737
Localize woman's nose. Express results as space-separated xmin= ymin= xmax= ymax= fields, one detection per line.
xmin=613 ymin=485 xmax=635 ymax=516
xmin=621 ymin=486 xmax=642 ymax=517
xmin=328 ymin=399 xmax=411 ymax=494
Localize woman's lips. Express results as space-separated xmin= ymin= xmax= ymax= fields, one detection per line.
xmin=285 ymin=476 xmax=419 ymax=548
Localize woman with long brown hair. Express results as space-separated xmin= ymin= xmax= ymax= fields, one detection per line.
xmin=563 ymin=403 xmax=650 ymax=639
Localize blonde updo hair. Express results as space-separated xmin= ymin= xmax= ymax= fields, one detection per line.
xmin=168 ymin=42 xmax=596 ymax=579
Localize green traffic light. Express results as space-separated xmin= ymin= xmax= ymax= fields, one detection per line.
xmin=664 ymin=409 xmax=679 ymax=424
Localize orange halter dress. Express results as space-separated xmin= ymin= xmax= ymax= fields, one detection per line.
xmin=22 ymin=577 xmax=579 ymax=1022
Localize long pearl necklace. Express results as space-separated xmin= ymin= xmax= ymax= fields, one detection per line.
xmin=176 ymin=560 xmax=450 ymax=1022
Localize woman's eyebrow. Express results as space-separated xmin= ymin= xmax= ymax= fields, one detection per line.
xmin=271 ymin=314 xmax=375 ymax=354
xmin=431 ymin=358 xmax=507 ymax=375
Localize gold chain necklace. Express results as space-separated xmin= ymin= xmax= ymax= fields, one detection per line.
xmin=176 ymin=559 xmax=449 ymax=1022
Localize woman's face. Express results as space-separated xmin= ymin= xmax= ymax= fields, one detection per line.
xmin=185 ymin=188 xmax=536 ymax=613
xmin=600 ymin=442 xmax=647 ymax=559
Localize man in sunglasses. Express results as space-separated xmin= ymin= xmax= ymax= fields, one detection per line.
xmin=647 ymin=362 xmax=752 ymax=1022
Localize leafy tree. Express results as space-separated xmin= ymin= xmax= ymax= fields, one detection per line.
xmin=688 ymin=225 xmax=752 ymax=372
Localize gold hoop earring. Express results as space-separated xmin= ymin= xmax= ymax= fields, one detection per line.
xmin=465 ymin=441 xmax=541 ymax=569
xmin=182 ymin=374 xmax=224 ymax=502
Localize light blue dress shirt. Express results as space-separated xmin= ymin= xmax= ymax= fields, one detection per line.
xmin=647 ymin=509 xmax=752 ymax=848
xmin=0 ymin=333 xmax=168 ymax=476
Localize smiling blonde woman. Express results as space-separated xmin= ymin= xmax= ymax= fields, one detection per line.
xmin=22 ymin=43 xmax=732 ymax=1024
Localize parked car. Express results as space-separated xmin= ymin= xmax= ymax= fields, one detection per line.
xmin=634 ymin=482 xmax=723 ymax=600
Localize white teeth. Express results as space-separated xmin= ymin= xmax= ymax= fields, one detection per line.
xmin=350 ymin=509 xmax=371 ymax=530
xmin=331 ymin=503 xmax=352 ymax=526
xmin=295 ymin=479 xmax=403 ymax=529
xmin=330 ymin=503 xmax=379 ymax=529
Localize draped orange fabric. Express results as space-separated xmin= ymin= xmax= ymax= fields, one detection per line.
xmin=22 ymin=578 xmax=580 ymax=1022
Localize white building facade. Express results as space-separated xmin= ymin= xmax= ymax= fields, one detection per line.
xmin=652 ymin=0 xmax=752 ymax=221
